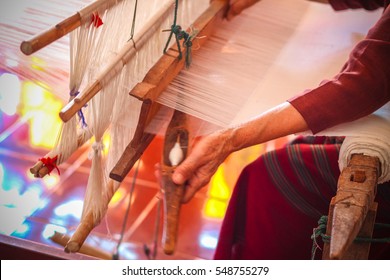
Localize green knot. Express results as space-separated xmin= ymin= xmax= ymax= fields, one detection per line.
xmin=310 ymin=215 xmax=390 ymax=259
xmin=163 ymin=0 xmax=195 ymax=68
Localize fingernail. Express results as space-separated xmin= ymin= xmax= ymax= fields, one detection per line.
xmin=172 ymin=173 xmax=184 ymax=184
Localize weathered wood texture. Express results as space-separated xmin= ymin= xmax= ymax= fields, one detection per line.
xmin=323 ymin=154 xmax=380 ymax=259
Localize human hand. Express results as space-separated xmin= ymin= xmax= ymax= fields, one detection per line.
xmin=168 ymin=129 xmax=234 ymax=203
xmin=225 ymin=0 xmax=262 ymax=21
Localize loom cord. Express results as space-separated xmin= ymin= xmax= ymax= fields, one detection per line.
xmin=128 ymin=0 xmax=138 ymax=45
xmin=311 ymin=215 xmax=390 ymax=259
xmin=163 ymin=0 xmax=194 ymax=68
xmin=113 ymin=158 xmax=142 ymax=260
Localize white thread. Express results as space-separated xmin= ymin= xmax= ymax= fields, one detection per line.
xmin=169 ymin=141 xmax=184 ymax=166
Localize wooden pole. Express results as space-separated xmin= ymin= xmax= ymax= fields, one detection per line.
xmin=64 ymin=179 xmax=117 ymax=254
xmin=29 ymin=128 xmax=91 ymax=178
xmin=20 ymin=0 xmax=125 ymax=55
xmin=50 ymin=231 xmax=112 ymax=260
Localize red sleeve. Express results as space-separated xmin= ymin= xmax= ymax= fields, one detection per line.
xmin=328 ymin=0 xmax=386 ymax=10
xmin=288 ymin=5 xmax=390 ymax=134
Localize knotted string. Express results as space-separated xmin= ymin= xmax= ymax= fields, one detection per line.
xmin=88 ymin=141 xmax=105 ymax=160
xmin=38 ymin=155 xmax=60 ymax=175
xmin=311 ymin=215 xmax=390 ymax=259
xmin=70 ymin=90 xmax=88 ymax=128
xmin=163 ymin=0 xmax=197 ymax=68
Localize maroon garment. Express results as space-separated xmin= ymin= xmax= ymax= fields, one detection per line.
xmin=289 ymin=1 xmax=390 ymax=134
xmin=214 ymin=137 xmax=390 ymax=259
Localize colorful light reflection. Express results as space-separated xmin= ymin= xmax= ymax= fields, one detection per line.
xmin=53 ymin=199 xmax=83 ymax=220
xmin=0 ymin=73 xmax=21 ymax=116
xmin=0 ymin=162 xmax=47 ymax=237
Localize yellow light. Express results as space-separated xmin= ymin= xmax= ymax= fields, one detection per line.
xmin=31 ymin=56 xmax=46 ymax=72
xmin=20 ymin=81 xmax=64 ymax=149
xmin=21 ymin=81 xmax=45 ymax=108
xmin=203 ymin=198 xmax=228 ymax=220
xmin=203 ymin=164 xmax=231 ymax=219
xmin=102 ymin=133 xmax=111 ymax=156
xmin=108 ymin=186 xmax=126 ymax=208
xmin=208 ymin=164 xmax=230 ymax=200
xmin=42 ymin=174 xmax=59 ymax=189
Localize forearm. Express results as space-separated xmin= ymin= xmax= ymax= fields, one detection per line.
xmin=225 ymin=102 xmax=309 ymax=153
xmin=308 ymin=0 xmax=329 ymax=3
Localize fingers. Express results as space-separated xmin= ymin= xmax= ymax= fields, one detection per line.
xmin=227 ymin=0 xmax=261 ymax=21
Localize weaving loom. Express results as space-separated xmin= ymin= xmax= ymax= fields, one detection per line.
xmin=1 ymin=0 xmax=387 ymax=259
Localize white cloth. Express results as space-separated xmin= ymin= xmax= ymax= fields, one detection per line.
xmin=318 ymin=103 xmax=390 ymax=184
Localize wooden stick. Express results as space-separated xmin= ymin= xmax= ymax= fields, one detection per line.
xmin=65 ymin=179 xmax=117 ymax=254
xmin=29 ymin=128 xmax=91 ymax=178
xmin=20 ymin=0 xmax=124 ymax=55
xmin=50 ymin=231 xmax=112 ymax=260
xmin=161 ymin=110 xmax=189 ymax=255
xmin=59 ymin=0 xmax=179 ymax=123
xmin=110 ymin=132 xmax=155 ymax=182
xmin=323 ymin=154 xmax=380 ymax=259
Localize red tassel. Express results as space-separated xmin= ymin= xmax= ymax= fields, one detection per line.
xmin=39 ymin=155 xmax=60 ymax=176
xmin=91 ymin=12 xmax=103 ymax=28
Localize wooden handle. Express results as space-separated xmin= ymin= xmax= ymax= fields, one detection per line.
xmin=161 ymin=110 xmax=189 ymax=255
xmin=65 ymin=180 xmax=116 ymax=254
xmin=50 ymin=231 xmax=112 ymax=260
xmin=29 ymin=128 xmax=90 ymax=178
xmin=109 ymin=132 xmax=155 ymax=182
xmin=59 ymin=80 xmax=102 ymax=123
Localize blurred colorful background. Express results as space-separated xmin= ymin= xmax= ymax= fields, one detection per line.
xmin=0 ymin=67 xmax=279 ymax=259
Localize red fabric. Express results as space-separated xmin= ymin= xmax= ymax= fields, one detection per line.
xmin=288 ymin=1 xmax=390 ymax=134
xmin=214 ymin=137 xmax=390 ymax=259
xmin=329 ymin=0 xmax=387 ymax=10
xmin=91 ymin=12 xmax=103 ymax=28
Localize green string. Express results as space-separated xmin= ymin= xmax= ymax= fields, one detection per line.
xmin=163 ymin=0 xmax=197 ymax=68
xmin=128 ymin=0 xmax=138 ymax=45
xmin=311 ymin=215 xmax=390 ymax=260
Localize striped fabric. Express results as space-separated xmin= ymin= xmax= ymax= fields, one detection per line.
xmin=263 ymin=136 xmax=342 ymax=218
xmin=214 ymin=136 xmax=390 ymax=260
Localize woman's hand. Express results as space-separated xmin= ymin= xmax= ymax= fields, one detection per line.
xmin=171 ymin=129 xmax=234 ymax=203
xmin=226 ymin=0 xmax=262 ymax=20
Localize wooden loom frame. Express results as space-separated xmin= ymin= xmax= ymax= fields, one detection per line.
xmin=20 ymin=0 xmax=382 ymax=259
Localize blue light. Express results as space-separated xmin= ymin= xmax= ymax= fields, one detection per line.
xmin=199 ymin=232 xmax=218 ymax=249
xmin=53 ymin=199 xmax=83 ymax=220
